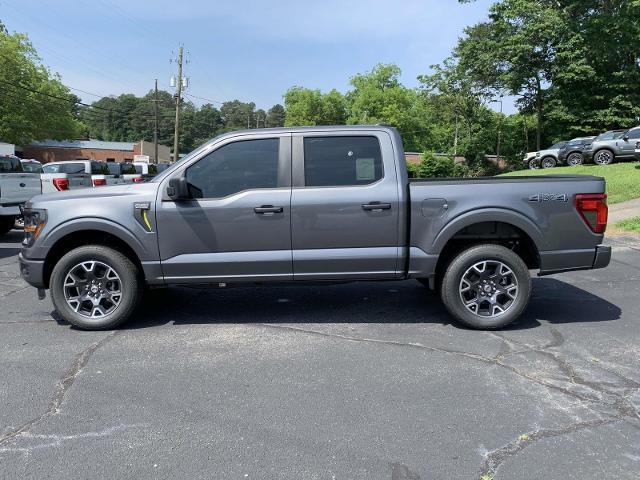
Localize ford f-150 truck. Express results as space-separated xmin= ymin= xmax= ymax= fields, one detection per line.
xmin=19 ymin=126 xmax=611 ymax=330
xmin=0 ymin=155 xmax=41 ymax=235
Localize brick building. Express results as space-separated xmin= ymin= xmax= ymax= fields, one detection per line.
xmin=22 ymin=140 xmax=172 ymax=164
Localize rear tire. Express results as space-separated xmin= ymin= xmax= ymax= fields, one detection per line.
xmin=0 ymin=216 xmax=15 ymax=235
xmin=440 ymin=244 xmax=531 ymax=329
xmin=593 ymin=149 xmax=614 ymax=165
xmin=50 ymin=245 xmax=142 ymax=330
xmin=567 ymin=152 xmax=584 ymax=166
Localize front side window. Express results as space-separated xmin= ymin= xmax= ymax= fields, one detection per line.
xmin=304 ymin=136 xmax=383 ymax=187
xmin=186 ymin=138 xmax=279 ymax=199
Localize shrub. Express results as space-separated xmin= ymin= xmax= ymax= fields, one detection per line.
xmin=417 ymin=152 xmax=455 ymax=178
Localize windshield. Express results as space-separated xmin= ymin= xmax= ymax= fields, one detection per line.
xmin=550 ymin=142 xmax=564 ymax=149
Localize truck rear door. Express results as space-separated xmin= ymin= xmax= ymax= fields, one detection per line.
xmin=290 ymin=130 xmax=400 ymax=280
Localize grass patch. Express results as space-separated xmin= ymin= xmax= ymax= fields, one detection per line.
xmin=501 ymin=162 xmax=640 ymax=204
xmin=616 ymin=216 xmax=640 ymax=233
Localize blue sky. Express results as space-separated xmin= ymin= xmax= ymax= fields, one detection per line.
xmin=1 ymin=0 xmax=507 ymax=111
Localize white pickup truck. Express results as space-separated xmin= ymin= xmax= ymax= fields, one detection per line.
xmin=0 ymin=155 xmax=41 ymax=235
xmin=41 ymin=160 xmax=122 ymax=193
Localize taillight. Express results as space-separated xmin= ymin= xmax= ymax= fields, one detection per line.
xmin=53 ymin=178 xmax=69 ymax=191
xmin=93 ymin=178 xmax=107 ymax=187
xmin=132 ymin=177 xmax=145 ymax=183
xmin=575 ymin=193 xmax=608 ymax=234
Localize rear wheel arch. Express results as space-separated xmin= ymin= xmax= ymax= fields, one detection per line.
xmin=422 ymin=214 xmax=542 ymax=291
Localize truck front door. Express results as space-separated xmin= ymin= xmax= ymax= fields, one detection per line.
xmin=290 ymin=131 xmax=400 ymax=280
xmin=156 ymin=134 xmax=293 ymax=283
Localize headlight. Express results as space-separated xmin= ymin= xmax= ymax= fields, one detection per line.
xmin=535 ymin=152 xmax=541 ymax=157
xmin=23 ymin=208 xmax=47 ymax=246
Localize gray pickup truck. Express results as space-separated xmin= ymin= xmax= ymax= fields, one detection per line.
xmin=19 ymin=126 xmax=611 ymax=330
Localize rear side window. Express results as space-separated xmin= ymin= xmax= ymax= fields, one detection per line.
xmin=62 ymin=163 xmax=86 ymax=174
xmin=121 ymin=163 xmax=137 ymax=175
xmin=91 ymin=162 xmax=108 ymax=174
xmin=106 ymin=162 xmax=120 ymax=175
xmin=148 ymin=164 xmax=158 ymax=175
xmin=22 ymin=162 xmax=42 ymax=173
xmin=0 ymin=157 xmax=23 ymax=172
xmin=186 ymin=138 xmax=280 ymax=199
xmin=304 ymin=136 xmax=383 ymax=187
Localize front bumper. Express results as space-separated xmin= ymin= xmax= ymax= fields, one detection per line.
xmin=538 ymin=244 xmax=611 ymax=276
xmin=18 ymin=252 xmax=46 ymax=288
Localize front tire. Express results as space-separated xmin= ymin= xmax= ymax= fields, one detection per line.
xmin=541 ymin=157 xmax=556 ymax=169
xmin=50 ymin=245 xmax=142 ymax=330
xmin=528 ymin=158 xmax=540 ymax=170
xmin=440 ymin=244 xmax=531 ymax=329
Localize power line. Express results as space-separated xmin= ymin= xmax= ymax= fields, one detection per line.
xmin=185 ymin=93 xmax=225 ymax=105
xmin=0 ymin=79 xmax=175 ymax=120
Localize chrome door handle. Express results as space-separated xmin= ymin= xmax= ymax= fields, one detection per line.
xmin=254 ymin=205 xmax=283 ymax=214
xmin=362 ymin=202 xmax=391 ymax=211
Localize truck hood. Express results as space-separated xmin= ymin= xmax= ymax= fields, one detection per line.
xmin=27 ymin=182 xmax=158 ymax=208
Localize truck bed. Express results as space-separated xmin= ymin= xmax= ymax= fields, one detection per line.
xmin=407 ymin=174 xmax=607 ymax=275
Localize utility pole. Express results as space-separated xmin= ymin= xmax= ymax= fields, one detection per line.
xmin=172 ymin=46 xmax=184 ymax=163
xmin=153 ymin=79 xmax=159 ymax=164
xmin=490 ymin=98 xmax=503 ymax=160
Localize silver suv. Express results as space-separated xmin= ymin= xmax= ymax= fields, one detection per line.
xmin=534 ymin=141 xmax=567 ymax=169
xmin=584 ymin=127 xmax=640 ymax=165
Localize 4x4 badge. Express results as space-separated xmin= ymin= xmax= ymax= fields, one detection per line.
xmin=529 ymin=193 xmax=568 ymax=202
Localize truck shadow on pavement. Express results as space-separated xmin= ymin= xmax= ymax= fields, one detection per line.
xmin=116 ymin=277 xmax=621 ymax=331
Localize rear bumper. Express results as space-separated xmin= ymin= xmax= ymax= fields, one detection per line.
xmin=18 ymin=253 xmax=46 ymax=288
xmin=538 ymin=244 xmax=611 ymax=276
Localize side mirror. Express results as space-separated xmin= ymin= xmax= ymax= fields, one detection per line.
xmin=167 ymin=175 xmax=190 ymax=200
xmin=623 ymin=135 xmax=629 ymax=141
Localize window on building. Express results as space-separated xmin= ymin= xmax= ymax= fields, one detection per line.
xmin=303 ymin=136 xmax=383 ymax=187
xmin=186 ymin=138 xmax=279 ymax=199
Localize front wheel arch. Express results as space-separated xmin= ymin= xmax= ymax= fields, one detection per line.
xmin=43 ymin=230 xmax=144 ymax=289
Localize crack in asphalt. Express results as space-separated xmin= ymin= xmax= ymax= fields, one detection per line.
xmin=259 ymin=323 xmax=640 ymax=479
xmin=0 ymin=331 xmax=120 ymax=447
xmin=479 ymin=417 xmax=623 ymax=478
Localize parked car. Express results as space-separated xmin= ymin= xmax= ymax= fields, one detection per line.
xmin=535 ymin=141 xmax=567 ymax=169
xmin=105 ymin=161 xmax=143 ymax=183
xmin=557 ymin=136 xmax=596 ymax=166
xmin=0 ymin=155 xmax=41 ymax=235
xmin=584 ymin=126 xmax=640 ymax=165
xmin=20 ymin=159 xmax=43 ymax=173
xmin=128 ymin=162 xmax=159 ymax=181
xmin=41 ymin=160 xmax=119 ymax=193
xmin=20 ymin=126 xmax=611 ymax=331
xmin=522 ymin=151 xmax=538 ymax=169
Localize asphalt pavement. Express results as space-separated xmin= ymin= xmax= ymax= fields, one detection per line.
xmin=1 ymin=229 xmax=639 ymax=480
